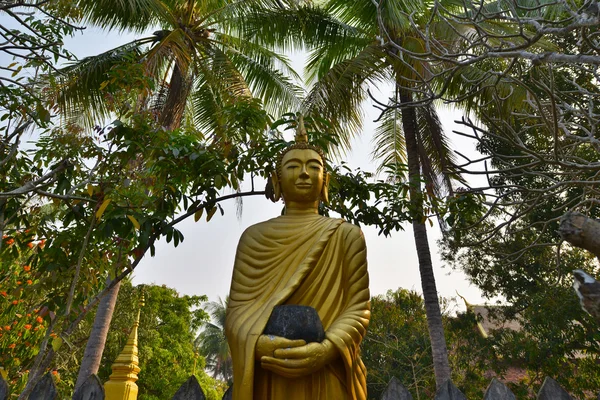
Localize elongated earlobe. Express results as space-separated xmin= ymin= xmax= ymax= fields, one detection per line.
xmin=321 ymin=173 xmax=330 ymax=204
xmin=271 ymin=172 xmax=281 ymax=202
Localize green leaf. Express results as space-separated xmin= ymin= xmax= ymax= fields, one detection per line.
xmin=206 ymin=206 xmax=217 ymax=222
xmin=52 ymin=336 xmax=63 ymax=352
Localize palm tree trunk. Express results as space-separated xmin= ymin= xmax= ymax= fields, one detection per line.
xmin=74 ymin=277 xmax=121 ymax=391
xmin=400 ymin=90 xmax=452 ymax=387
xmin=158 ymin=63 xmax=192 ymax=130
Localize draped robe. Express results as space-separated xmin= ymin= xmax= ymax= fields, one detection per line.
xmin=225 ymin=214 xmax=370 ymax=400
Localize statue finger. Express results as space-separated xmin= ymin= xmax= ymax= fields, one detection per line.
xmin=261 ymin=356 xmax=310 ymax=369
xmin=273 ymin=346 xmax=310 ymax=359
xmin=262 ymin=336 xmax=306 ymax=348
xmin=277 ymin=338 xmax=306 ymax=348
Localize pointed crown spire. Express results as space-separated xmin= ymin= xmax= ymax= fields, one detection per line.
xmin=295 ymin=115 xmax=308 ymax=144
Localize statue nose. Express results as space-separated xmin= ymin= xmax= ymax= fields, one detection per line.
xmin=299 ymin=166 xmax=309 ymax=178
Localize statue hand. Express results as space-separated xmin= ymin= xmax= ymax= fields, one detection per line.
xmin=260 ymin=338 xmax=338 ymax=378
xmin=255 ymin=334 xmax=306 ymax=360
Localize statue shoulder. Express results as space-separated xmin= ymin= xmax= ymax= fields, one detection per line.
xmin=338 ymin=220 xmax=365 ymax=241
xmin=239 ymin=217 xmax=279 ymax=239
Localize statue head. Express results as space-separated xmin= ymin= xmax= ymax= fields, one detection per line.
xmin=269 ymin=116 xmax=330 ymax=207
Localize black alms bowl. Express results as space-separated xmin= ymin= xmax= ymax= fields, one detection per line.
xmin=263 ymin=304 xmax=325 ymax=343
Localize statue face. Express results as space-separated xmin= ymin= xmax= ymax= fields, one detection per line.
xmin=280 ymin=148 xmax=324 ymax=204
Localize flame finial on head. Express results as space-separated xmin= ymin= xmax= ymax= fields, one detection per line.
xmin=295 ymin=114 xmax=308 ymax=144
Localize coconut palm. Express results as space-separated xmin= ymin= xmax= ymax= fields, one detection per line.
xmin=195 ymin=297 xmax=232 ymax=383
xmin=54 ymin=0 xmax=303 ymax=133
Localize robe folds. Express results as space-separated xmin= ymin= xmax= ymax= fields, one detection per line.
xmin=225 ymin=213 xmax=370 ymax=400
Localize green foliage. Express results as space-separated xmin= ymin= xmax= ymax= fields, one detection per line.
xmin=362 ymin=289 xmax=435 ymax=399
xmin=441 ymin=67 xmax=600 ymax=395
xmin=2 ymin=87 xmax=284 ymax=388
xmin=56 ymin=282 xmax=225 ymax=400
xmin=0 ymin=1 xmax=79 ymax=127
xmin=444 ymin=226 xmax=600 ymax=397
xmin=0 ymin=246 xmax=49 ymax=391
xmin=362 ymin=289 xmax=497 ymax=400
xmin=195 ymin=297 xmax=232 ymax=384
xmin=325 ymin=164 xmax=409 ymax=236
xmin=434 ymin=16 xmax=600 ymax=390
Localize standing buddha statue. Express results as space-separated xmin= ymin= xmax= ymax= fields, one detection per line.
xmin=225 ymin=118 xmax=370 ymax=400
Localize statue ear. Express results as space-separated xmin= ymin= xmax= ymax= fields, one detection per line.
xmin=270 ymin=172 xmax=281 ymax=202
xmin=321 ymin=172 xmax=330 ymax=204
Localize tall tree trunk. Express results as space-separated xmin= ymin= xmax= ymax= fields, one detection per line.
xmin=158 ymin=63 xmax=192 ymax=130
xmin=74 ymin=277 xmax=121 ymax=391
xmin=400 ymin=90 xmax=452 ymax=387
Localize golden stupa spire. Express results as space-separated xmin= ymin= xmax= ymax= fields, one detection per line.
xmin=104 ymin=293 xmax=144 ymax=400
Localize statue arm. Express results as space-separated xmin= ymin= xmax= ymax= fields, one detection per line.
xmin=324 ymin=223 xmax=370 ymax=365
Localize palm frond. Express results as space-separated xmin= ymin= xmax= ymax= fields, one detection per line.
xmin=302 ymin=44 xmax=391 ymax=152
xmin=195 ymin=297 xmax=232 ymax=382
xmin=229 ymin=4 xmax=370 ymax=57
xmin=304 ymin=32 xmax=376 ymax=84
xmin=146 ymin=28 xmax=194 ymax=74
xmin=371 ymin=103 xmax=407 ymax=180
xmin=73 ymin=0 xmax=175 ymax=33
xmin=205 ymin=44 xmax=253 ymax=99
xmin=150 ymin=80 xmax=170 ymax=117
xmin=190 ymin=78 xmax=227 ymax=139
xmin=189 ymin=0 xmax=231 ymax=19
xmin=50 ymin=39 xmax=151 ymax=129
xmin=224 ymin=49 xmax=303 ymax=115
xmin=212 ymin=32 xmax=301 ymax=83
xmin=415 ymin=103 xmax=463 ymax=198
xmin=325 ymin=0 xmax=379 ymax=34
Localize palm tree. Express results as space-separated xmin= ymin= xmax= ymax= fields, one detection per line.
xmin=237 ymin=0 xmax=469 ymax=386
xmin=55 ymin=0 xmax=303 ymax=133
xmin=47 ymin=0 xmax=304 ymax=391
xmin=195 ymin=297 xmax=232 ymax=383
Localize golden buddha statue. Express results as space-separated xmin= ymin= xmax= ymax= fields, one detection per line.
xmin=224 ymin=118 xmax=370 ymax=400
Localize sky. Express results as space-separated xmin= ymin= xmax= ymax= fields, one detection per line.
xmin=54 ymin=25 xmax=493 ymax=313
